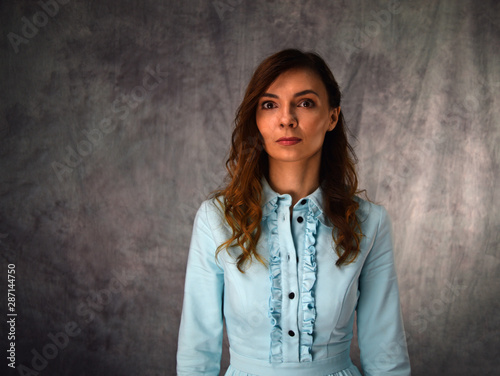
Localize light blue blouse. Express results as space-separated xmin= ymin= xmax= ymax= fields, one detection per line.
xmin=177 ymin=179 xmax=410 ymax=375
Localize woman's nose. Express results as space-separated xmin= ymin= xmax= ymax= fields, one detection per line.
xmin=279 ymin=106 xmax=297 ymax=128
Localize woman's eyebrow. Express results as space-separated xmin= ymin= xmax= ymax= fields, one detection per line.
xmin=261 ymin=89 xmax=320 ymax=99
xmin=294 ymin=89 xmax=319 ymax=98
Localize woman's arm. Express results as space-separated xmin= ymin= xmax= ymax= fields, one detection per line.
xmin=177 ymin=201 xmax=224 ymax=376
xmin=356 ymin=205 xmax=411 ymax=375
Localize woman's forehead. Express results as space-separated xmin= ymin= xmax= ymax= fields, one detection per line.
xmin=264 ymin=68 xmax=327 ymax=96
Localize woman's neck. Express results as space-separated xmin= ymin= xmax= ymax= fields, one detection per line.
xmin=267 ymin=157 xmax=321 ymax=206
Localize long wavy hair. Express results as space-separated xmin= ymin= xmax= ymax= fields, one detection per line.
xmin=211 ymin=49 xmax=363 ymax=272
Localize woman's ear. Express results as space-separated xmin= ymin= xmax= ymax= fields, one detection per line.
xmin=328 ymin=107 xmax=341 ymax=131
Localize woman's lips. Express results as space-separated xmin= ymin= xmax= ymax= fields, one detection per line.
xmin=276 ymin=137 xmax=302 ymax=146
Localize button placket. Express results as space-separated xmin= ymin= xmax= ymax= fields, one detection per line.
xmin=298 ymin=206 xmax=319 ymax=362
xmin=277 ymin=201 xmax=300 ymax=362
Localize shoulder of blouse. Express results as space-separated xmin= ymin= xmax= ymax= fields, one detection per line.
xmin=354 ymin=195 xmax=387 ymax=224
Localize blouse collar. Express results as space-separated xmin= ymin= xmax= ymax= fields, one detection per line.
xmin=261 ymin=177 xmax=331 ymax=227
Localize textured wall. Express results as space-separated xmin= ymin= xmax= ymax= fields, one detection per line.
xmin=0 ymin=0 xmax=499 ymax=375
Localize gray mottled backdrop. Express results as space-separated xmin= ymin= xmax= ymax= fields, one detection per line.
xmin=1 ymin=0 xmax=499 ymax=375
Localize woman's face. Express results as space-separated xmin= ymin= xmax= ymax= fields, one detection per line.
xmin=256 ymin=68 xmax=339 ymax=168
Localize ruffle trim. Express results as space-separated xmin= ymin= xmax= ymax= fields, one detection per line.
xmin=300 ymin=203 xmax=320 ymax=362
xmin=266 ymin=198 xmax=283 ymax=363
xmin=265 ymin=197 xmax=321 ymax=363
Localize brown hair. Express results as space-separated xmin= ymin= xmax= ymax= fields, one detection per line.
xmin=211 ymin=49 xmax=363 ymax=272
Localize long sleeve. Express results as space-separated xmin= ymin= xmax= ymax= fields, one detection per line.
xmin=177 ymin=201 xmax=224 ymax=375
xmin=356 ymin=206 xmax=411 ymax=375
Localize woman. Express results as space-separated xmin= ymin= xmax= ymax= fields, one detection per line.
xmin=177 ymin=49 xmax=410 ymax=375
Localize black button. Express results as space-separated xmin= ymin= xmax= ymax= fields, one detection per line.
xmin=288 ymin=330 xmax=295 ymax=337
xmin=289 ymin=292 xmax=295 ymax=299
xmin=301 ymin=199 xmax=307 ymax=205
xmin=287 ymin=254 xmax=290 ymax=261
xmin=297 ymin=216 xmax=304 ymax=223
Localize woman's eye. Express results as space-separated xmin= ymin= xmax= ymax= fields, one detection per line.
xmin=261 ymin=101 xmax=276 ymax=109
xmin=298 ymin=99 xmax=315 ymax=108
